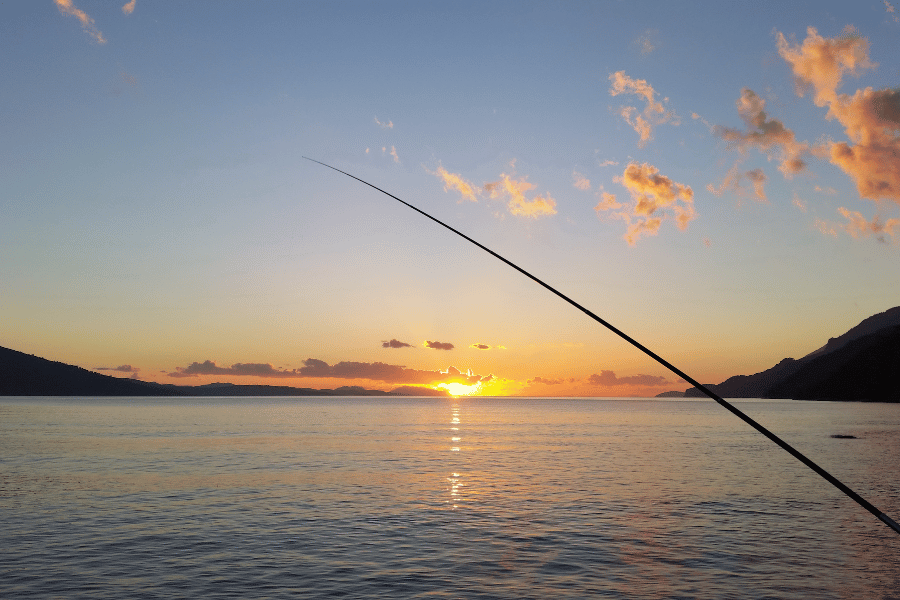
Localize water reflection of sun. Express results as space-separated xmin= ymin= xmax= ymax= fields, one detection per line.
xmin=436 ymin=382 xmax=481 ymax=396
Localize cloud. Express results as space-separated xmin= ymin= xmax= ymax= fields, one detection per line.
xmin=792 ymin=193 xmax=807 ymax=211
xmin=430 ymin=160 xmax=557 ymax=218
xmin=374 ymin=117 xmax=394 ymax=129
xmin=826 ymin=88 xmax=900 ymax=203
xmin=97 ymin=364 xmax=140 ymax=373
xmin=527 ymin=376 xmax=568 ymax=385
xmin=706 ymin=163 xmax=768 ymax=201
xmin=633 ymin=29 xmax=659 ymax=55
xmin=593 ymin=191 xmax=621 ymax=211
xmin=588 ymin=370 xmax=669 ymax=386
xmin=122 ymin=0 xmax=136 ymax=15
xmin=692 ymin=112 xmax=714 ymax=131
xmin=714 ymin=89 xmax=809 ymax=177
xmin=424 ymin=340 xmax=454 ymax=350
xmin=596 ymin=163 xmax=695 ymax=245
xmin=815 ymin=207 xmax=898 ymax=242
xmin=169 ymin=358 xmax=488 ymax=385
xmin=432 ymin=164 xmax=478 ymax=202
xmin=54 ymin=0 xmax=106 ymax=44
xmin=776 ymin=27 xmax=900 ymax=204
xmin=381 ymin=146 xmax=400 ymax=165
xmin=597 ymin=159 xmax=619 ymax=167
xmin=887 ymin=1 xmax=900 ymax=23
xmin=470 ymin=343 xmax=490 ymax=350
xmin=608 ymin=71 xmax=679 ymax=146
xmin=836 ymin=207 xmax=898 ymax=242
xmin=382 ymin=339 xmax=413 ymax=348
xmin=776 ymin=26 xmax=874 ymax=108
xmin=572 ymin=171 xmax=591 ymax=190
xmin=484 ymin=167 xmax=558 ymax=218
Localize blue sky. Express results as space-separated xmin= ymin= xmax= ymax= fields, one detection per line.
xmin=2 ymin=1 xmax=898 ymax=395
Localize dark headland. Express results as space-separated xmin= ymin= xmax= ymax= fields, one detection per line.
xmin=0 ymin=345 xmax=449 ymax=397
xmin=657 ymin=306 xmax=900 ymax=402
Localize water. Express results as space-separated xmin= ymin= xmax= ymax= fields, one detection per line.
xmin=1 ymin=396 xmax=898 ymax=599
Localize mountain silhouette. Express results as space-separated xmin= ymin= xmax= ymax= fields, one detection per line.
xmin=677 ymin=306 xmax=900 ymax=401
xmin=0 ymin=346 xmax=393 ymax=397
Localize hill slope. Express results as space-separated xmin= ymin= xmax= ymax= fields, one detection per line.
xmin=681 ymin=307 xmax=900 ymax=401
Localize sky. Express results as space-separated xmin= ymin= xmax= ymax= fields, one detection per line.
xmin=1 ymin=0 xmax=899 ymax=397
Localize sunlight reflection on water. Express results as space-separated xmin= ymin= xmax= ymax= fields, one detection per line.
xmin=1 ymin=397 xmax=898 ymax=599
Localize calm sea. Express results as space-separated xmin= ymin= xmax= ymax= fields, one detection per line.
xmin=1 ymin=396 xmax=898 ymax=599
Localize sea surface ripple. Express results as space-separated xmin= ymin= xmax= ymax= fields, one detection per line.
xmin=1 ymin=397 xmax=898 ymax=599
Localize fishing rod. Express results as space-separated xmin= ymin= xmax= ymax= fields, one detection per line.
xmin=304 ymin=156 xmax=900 ymax=537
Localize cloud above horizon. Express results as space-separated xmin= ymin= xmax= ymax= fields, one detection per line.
xmin=97 ymin=364 xmax=140 ymax=373
xmin=122 ymin=0 xmax=136 ymax=15
xmin=609 ymin=71 xmax=679 ymax=146
xmin=54 ymin=0 xmax=106 ymax=44
xmin=424 ymin=340 xmax=454 ymax=350
xmin=168 ymin=358 xmax=490 ymax=385
xmin=587 ymin=370 xmax=669 ymax=386
xmin=382 ymin=339 xmax=413 ymax=348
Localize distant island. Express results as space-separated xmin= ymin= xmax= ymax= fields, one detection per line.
xmin=0 ymin=346 xmax=449 ymax=397
xmin=656 ymin=306 xmax=900 ymax=402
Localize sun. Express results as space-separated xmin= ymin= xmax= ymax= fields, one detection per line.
xmin=437 ymin=382 xmax=482 ymax=397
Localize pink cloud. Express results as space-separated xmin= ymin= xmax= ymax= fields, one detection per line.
xmin=597 ymin=163 xmax=695 ymax=245
xmin=54 ymin=0 xmax=106 ymax=44
xmin=609 ymin=71 xmax=679 ymax=146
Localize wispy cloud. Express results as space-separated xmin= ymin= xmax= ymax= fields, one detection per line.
xmin=792 ymin=193 xmax=807 ymax=211
xmin=886 ymin=1 xmax=900 ymax=23
xmin=714 ymin=88 xmax=809 ymax=177
xmin=424 ymin=340 xmax=454 ymax=350
xmin=54 ymin=0 xmax=106 ymax=44
xmin=432 ymin=164 xmax=478 ymax=202
xmin=382 ymin=339 xmax=412 ymax=348
xmin=430 ymin=160 xmax=557 ymax=218
xmin=597 ymin=162 xmax=695 ymax=245
xmin=609 ymin=71 xmax=679 ymax=146
xmin=527 ymin=376 xmax=569 ymax=386
xmin=776 ymin=27 xmax=900 ymax=205
xmin=484 ymin=165 xmax=557 ymax=218
xmin=470 ymin=343 xmax=490 ymax=350
xmin=572 ymin=171 xmax=591 ymax=190
xmin=691 ymin=112 xmax=714 ymax=131
xmin=382 ymin=145 xmax=400 ymax=164
xmin=815 ymin=208 xmax=898 ymax=242
xmin=97 ymin=364 xmax=140 ymax=373
xmin=633 ymin=29 xmax=659 ymax=55
xmin=707 ymin=163 xmax=768 ymax=201
xmin=374 ymin=116 xmax=394 ymax=129
xmin=122 ymin=0 xmax=136 ymax=15
xmin=587 ymin=370 xmax=668 ymax=386
xmin=837 ymin=207 xmax=898 ymax=242
xmin=593 ymin=191 xmax=621 ymax=211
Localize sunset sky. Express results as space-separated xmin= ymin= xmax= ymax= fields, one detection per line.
xmin=2 ymin=1 xmax=899 ymax=396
